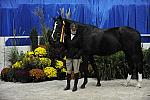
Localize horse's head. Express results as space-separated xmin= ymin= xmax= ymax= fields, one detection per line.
xmin=51 ymin=16 xmax=82 ymax=50
xmin=51 ymin=15 xmax=66 ymax=42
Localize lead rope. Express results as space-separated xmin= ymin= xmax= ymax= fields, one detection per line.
xmin=60 ymin=21 xmax=65 ymax=43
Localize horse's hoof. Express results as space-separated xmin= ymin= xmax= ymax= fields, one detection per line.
xmin=96 ymin=83 xmax=101 ymax=87
xmin=80 ymin=85 xmax=85 ymax=89
xmin=136 ymin=85 xmax=141 ymax=88
xmin=124 ymin=82 xmax=128 ymax=87
xmin=136 ymin=84 xmax=141 ymax=88
xmin=138 ymin=86 xmax=141 ymax=88
xmin=136 ymin=82 xmax=142 ymax=88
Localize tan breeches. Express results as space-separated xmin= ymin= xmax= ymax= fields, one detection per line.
xmin=66 ymin=59 xmax=81 ymax=74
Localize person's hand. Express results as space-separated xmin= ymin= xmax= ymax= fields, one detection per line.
xmin=74 ymin=54 xmax=79 ymax=58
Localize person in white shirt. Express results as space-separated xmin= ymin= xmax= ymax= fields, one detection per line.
xmin=64 ymin=23 xmax=81 ymax=92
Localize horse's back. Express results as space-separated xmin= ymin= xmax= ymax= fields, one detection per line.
xmin=103 ymin=26 xmax=141 ymax=46
xmin=119 ymin=26 xmax=141 ymax=40
xmin=85 ymin=26 xmax=142 ymax=56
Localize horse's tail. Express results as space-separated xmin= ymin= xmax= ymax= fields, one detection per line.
xmin=119 ymin=26 xmax=143 ymax=62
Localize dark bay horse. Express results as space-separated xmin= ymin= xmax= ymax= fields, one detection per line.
xmin=51 ymin=16 xmax=143 ymax=88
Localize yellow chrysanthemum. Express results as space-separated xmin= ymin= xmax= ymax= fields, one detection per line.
xmin=55 ymin=60 xmax=64 ymax=69
xmin=12 ymin=61 xmax=23 ymax=69
xmin=43 ymin=67 xmax=57 ymax=78
xmin=28 ymin=51 xmax=34 ymax=55
xmin=34 ymin=47 xmax=47 ymax=56
xmin=39 ymin=58 xmax=51 ymax=68
xmin=63 ymin=56 xmax=67 ymax=60
xmin=61 ymin=68 xmax=67 ymax=73
xmin=24 ymin=51 xmax=34 ymax=58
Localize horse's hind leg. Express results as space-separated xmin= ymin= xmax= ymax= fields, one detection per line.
xmin=136 ymin=55 xmax=143 ymax=88
xmin=132 ymin=55 xmax=143 ymax=88
xmin=131 ymin=47 xmax=143 ymax=88
xmin=126 ymin=52 xmax=143 ymax=88
xmin=125 ymin=55 xmax=134 ymax=86
xmin=89 ymin=55 xmax=101 ymax=86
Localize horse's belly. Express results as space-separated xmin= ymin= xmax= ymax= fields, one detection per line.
xmin=83 ymin=32 xmax=122 ymax=56
xmin=98 ymin=48 xmax=121 ymax=56
xmin=94 ymin=40 xmax=122 ymax=56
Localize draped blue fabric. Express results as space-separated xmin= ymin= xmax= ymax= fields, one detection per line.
xmin=0 ymin=0 xmax=150 ymax=44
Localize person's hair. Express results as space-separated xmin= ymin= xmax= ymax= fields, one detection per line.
xmin=70 ymin=23 xmax=78 ymax=29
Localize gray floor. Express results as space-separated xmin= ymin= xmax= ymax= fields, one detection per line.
xmin=0 ymin=78 xmax=150 ymax=100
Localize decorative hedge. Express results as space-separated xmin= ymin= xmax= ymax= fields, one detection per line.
xmin=87 ymin=50 xmax=150 ymax=80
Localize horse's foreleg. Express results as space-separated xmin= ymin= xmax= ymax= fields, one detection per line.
xmin=126 ymin=73 xmax=132 ymax=86
xmin=136 ymin=72 xmax=142 ymax=88
xmin=89 ymin=56 xmax=101 ymax=86
xmin=80 ymin=56 xmax=88 ymax=89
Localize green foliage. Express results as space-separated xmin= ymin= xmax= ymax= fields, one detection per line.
xmin=143 ymin=49 xmax=150 ymax=78
xmin=88 ymin=50 xmax=150 ymax=80
xmin=39 ymin=28 xmax=56 ymax=60
xmin=143 ymin=48 xmax=150 ymax=64
xmin=30 ymin=28 xmax=38 ymax=51
xmin=143 ymin=64 xmax=150 ymax=78
xmin=8 ymin=47 xmax=20 ymax=65
xmin=93 ymin=51 xmax=128 ymax=80
xmin=8 ymin=47 xmax=25 ymax=67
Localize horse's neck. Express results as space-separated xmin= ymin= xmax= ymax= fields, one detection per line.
xmin=64 ymin=18 xmax=103 ymax=36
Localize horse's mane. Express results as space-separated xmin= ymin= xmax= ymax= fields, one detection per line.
xmin=63 ymin=18 xmax=99 ymax=29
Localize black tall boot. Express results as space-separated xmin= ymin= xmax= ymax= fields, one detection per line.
xmin=72 ymin=73 xmax=79 ymax=92
xmin=64 ymin=74 xmax=71 ymax=90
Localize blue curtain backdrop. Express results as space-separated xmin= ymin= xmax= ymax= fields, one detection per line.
xmin=0 ymin=0 xmax=150 ymax=45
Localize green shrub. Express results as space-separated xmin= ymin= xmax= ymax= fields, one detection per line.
xmin=30 ymin=28 xmax=38 ymax=51
xmin=88 ymin=50 xmax=150 ymax=80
